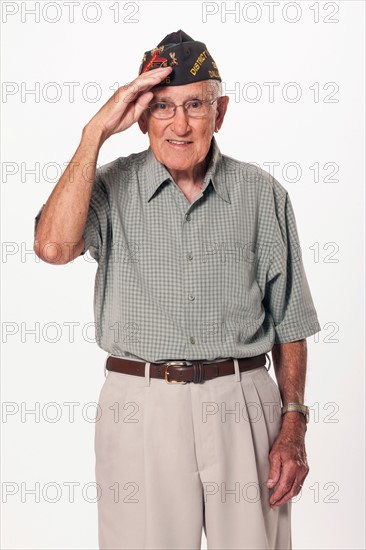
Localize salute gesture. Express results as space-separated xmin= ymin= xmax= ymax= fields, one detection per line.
xmin=87 ymin=66 xmax=173 ymax=143
xmin=33 ymin=66 xmax=172 ymax=263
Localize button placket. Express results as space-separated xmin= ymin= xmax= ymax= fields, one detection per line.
xmin=183 ymin=207 xmax=199 ymax=347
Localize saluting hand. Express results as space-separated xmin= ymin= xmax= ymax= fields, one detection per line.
xmin=85 ymin=66 xmax=172 ymax=143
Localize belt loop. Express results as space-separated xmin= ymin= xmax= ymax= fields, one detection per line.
xmin=104 ymin=354 xmax=110 ymax=378
xmin=233 ymin=358 xmax=241 ymax=382
xmin=265 ymin=352 xmax=271 ymax=372
xmin=144 ymin=362 xmax=151 ymax=387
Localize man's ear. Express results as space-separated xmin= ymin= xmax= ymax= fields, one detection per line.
xmin=215 ymin=96 xmax=229 ymax=132
xmin=138 ymin=112 xmax=148 ymax=134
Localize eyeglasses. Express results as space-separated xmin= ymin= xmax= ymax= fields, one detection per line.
xmin=146 ymin=97 xmax=221 ymax=120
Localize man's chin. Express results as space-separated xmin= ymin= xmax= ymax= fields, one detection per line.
xmin=164 ymin=160 xmax=195 ymax=173
xmin=158 ymin=153 xmax=194 ymax=171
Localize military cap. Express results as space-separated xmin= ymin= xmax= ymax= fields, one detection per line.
xmin=138 ymin=29 xmax=221 ymax=86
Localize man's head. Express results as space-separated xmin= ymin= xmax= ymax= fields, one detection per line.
xmin=137 ymin=30 xmax=229 ymax=176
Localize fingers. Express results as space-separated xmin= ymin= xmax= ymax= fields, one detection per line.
xmin=269 ymin=475 xmax=304 ymax=508
xmin=269 ymin=459 xmax=297 ymax=507
xmin=268 ymin=459 xmax=309 ymax=508
xmin=89 ymin=66 xmax=173 ymax=138
xmin=117 ymin=66 xmax=173 ymax=105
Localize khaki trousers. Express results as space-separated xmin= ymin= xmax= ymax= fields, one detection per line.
xmin=95 ymin=356 xmax=292 ymax=550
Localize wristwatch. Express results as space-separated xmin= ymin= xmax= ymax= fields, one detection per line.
xmin=281 ymin=402 xmax=309 ymax=423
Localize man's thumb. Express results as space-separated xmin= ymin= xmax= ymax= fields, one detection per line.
xmin=267 ymin=456 xmax=281 ymax=487
xmin=134 ymin=91 xmax=154 ymax=117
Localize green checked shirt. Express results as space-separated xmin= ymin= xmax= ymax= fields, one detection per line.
xmin=34 ymin=136 xmax=321 ymax=363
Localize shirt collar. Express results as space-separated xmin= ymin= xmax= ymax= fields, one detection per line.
xmin=144 ymin=136 xmax=230 ymax=204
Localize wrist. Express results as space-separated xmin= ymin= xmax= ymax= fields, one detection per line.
xmin=282 ymin=410 xmax=307 ymax=424
xmin=281 ymin=411 xmax=308 ymax=433
xmin=82 ymin=122 xmax=106 ymax=149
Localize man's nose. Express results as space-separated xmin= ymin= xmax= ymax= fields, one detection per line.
xmin=170 ymin=105 xmax=190 ymax=134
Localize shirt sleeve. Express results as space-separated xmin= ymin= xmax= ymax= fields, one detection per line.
xmin=80 ymin=169 xmax=110 ymax=263
xmin=263 ymin=190 xmax=321 ymax=344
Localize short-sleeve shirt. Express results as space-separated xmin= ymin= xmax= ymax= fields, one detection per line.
xmin=35 ymin=136 xmax=321 ymax=363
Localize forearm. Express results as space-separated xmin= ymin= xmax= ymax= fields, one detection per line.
xmin=267 ymin=339 xmax=310 ymax=505
xmin=271 ymin=339 xmax=308 ymax=432
xmin=33 ymin=123 xmax=104 ymax=264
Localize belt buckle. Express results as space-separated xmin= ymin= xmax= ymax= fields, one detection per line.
xmin=164 ymin=361 xmax=192 ymax=384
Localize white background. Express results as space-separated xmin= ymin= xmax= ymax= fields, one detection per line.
xmin=1 ymin=1 xmax=365 ymax=548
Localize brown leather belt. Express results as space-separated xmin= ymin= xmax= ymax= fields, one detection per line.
xmin=106 ymin=354 xmax=267 ymax=384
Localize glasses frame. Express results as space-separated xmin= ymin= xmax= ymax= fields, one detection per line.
xmin=146 ymin=97 xmax=221 ymax=120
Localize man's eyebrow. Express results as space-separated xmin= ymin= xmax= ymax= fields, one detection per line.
xmin=152 ymin=94 xmax=204 ymax=102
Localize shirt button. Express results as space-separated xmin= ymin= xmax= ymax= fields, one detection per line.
xmin=186 ymin=213 xmax=191 ymax=222
xmin=190 ymin=336 xmax=196 ymax=344
xmin=187 ymin=253 xmax=193 ymax=261
xmin=188 ymin=294 xmax=195 ymax=301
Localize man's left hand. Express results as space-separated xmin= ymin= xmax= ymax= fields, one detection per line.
xmin=266 ymin=415 xmax=309 ymax=509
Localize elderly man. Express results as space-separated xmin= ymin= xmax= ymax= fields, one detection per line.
xmin=34 ymin=30 xmax=321 ymax=550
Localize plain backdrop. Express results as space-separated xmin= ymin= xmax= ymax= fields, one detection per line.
xmin=1 ymin=1 xmax=365 ymax=549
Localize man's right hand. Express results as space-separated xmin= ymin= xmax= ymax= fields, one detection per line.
xmin=34 ymin=66 xmax=172 ymax=265
xmin=85 ymin=66 xmax=172 ymax=144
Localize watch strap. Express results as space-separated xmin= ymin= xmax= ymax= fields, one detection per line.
xmin=281 ymin=402 xmax=309 ymax=423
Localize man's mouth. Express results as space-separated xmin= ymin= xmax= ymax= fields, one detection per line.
xmin=166 ymin=140 xmax=193 ymax=146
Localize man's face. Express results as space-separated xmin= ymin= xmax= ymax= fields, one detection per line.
xmin=138 ymin=81 xmax=229 ymax=174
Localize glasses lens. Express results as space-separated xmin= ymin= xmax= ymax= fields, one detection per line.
xmin=150 ymin=102 xmax=174 ymax=119
xmin=185 ymin=99 xmax=209 ymax=117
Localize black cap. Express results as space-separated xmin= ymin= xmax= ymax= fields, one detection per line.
xmin=138 ymin=29 xmax=221 ymax=86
